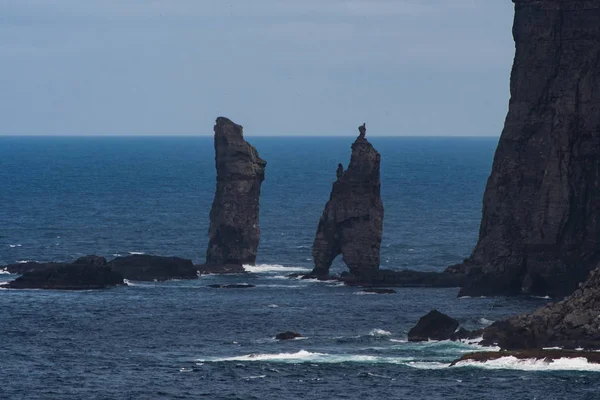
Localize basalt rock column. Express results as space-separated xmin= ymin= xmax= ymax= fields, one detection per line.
xmin=454 ymin=0 xmax=600 ymax=298
xmin=205 ymin=117 xmax=266 ymax=266
xmin=310 ymin=124 xmax=384 ymax=279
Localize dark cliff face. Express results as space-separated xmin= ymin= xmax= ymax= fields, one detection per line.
xmin=456 ymin=0 xmax=600 ymax=298
xmin=311 ymin=124 xmax=384 ymax=278
xmin=205 ymin=117 xmax=266 ymax=266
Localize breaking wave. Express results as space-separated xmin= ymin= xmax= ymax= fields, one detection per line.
xmin=197 ymin=350 xmax=415 ymax=365
xmin=453 ymin=356 xmax=600 ymax=372
xmin=243 ymin=264 xmax=312 ymax=274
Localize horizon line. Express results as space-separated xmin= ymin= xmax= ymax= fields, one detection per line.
xmin=0 ymin=134 xmax=501 ymax=138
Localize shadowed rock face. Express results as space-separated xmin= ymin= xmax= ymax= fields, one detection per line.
xmin=454 ymin=0 xmax=600 ymax=298
xmin=206 ymin=117 xmax=266 ymax=267
xmin=310 ymin=124 xmax=384 ymax=279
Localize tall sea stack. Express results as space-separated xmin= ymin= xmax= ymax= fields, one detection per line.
xmin=205 ymin=117 xmax=266 ymax=266
xmin=455 ymin=0 xmax=600 ymax=298
xmin=310 ymin=124 xmax=384 ymax=279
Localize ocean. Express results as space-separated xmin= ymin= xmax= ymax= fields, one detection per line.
xmin=1 ymin=136 xmax=597 ymax=399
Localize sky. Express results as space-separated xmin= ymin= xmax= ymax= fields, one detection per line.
xmin=0 ymin=0 xmax=516 ymax=136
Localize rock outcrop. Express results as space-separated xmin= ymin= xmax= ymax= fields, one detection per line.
xmin=342 ymin=268 xmax=465 ymax=288
xmin=310 ymin=124 xmax=384 ymax=279
xmin=275 ymin=331 xmax=303 ymax=340
xmin=480 ymin=268 xmax=600 ymax=350
xmin=205 ymin=117 xmax=266 ymax=268
xmin=452 ymin=0 xmax=600 ymax=298
xmin=2 ymin=264 xmax=124 ymax=290
xmin=107 ymin=255 xmax=197 ymax=281
xmin=408 ymin=310 xmax=460 ymax=342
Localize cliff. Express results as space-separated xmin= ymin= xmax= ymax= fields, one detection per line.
xmin=205 ymin=117 xmax=267 ymax=266
xmin=455 ymin=0 xmax=600 ymax=298
xmin=310 ymin=124 xmax=384 ymax=279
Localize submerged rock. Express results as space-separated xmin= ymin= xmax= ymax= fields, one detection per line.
xmin=107 ymin=255 xmax=197 ymax=281
xmin=205 ymin=117 xmax=267 ymax=267
xmin=310 ymin=124 xmax=384 ymax=280
xmin=408 ymin=310 xmax=460 ymax=342
xmin=451 ymin=0 xmax=600 ymax=298
xmin=480 ymin=268 xmax=600 ymax=350
xmin=2 ymin=264 xmax=124 ymax=290
xmin=207 ymin=283 xmax=255 ymax=289
xmin=275 ymin=331 xmax=303 ymax=340
xmin=361 ymin=288 xmax=396 ymax=294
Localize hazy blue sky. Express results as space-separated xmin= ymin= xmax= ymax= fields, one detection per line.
xmin=1 ymin=1 xmax=515 ymax=136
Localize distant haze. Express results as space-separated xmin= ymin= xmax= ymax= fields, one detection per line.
xmin=1 ymin=1 xmax=514 ymax=136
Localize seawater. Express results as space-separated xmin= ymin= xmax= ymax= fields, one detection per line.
xmin=0 ymin=136 xmax=597 ymax=400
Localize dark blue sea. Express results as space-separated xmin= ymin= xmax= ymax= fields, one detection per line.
xmin=1 ymin=136 xmax=598 ymax=400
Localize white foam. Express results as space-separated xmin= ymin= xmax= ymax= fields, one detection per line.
xmin=243 ymin=264 xmax=311 ymax=274
xmin=128 ymin=252 xmax=145 ymax=255
xmin=369 ymin=329 xmax=392 ymax=337
xmin=453 ymin=356 xmax=600 ymax=372
xmin=198 ymin=350 xmax=415 ymax=365
xmin=0 ymin=270 xmax=12 ymax=275
xmin=17 ymin=260 xmax=35 ymax=264
xmin=8 ymin=244 xmax=22 ymax=248
xmin=479 ymin=318 xmax=494 ymax=326
xmin=266 ymin=304 xmax=279 ymax=308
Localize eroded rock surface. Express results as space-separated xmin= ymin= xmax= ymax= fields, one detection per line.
xmin=451 ymin=0 xmax=600 ymax=298
xmin=206 ymin=117 xmax=266 ymax=267
xmin=310 ymin=124 xmax=383 ymax=280
xmin=481 ymin=268 xmax=600 ymax=350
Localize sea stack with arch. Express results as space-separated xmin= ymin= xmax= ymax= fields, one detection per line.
xmin=309 ymin=123 xmax=384 ymax=280
xmin=204 ymin=117 xmax=267 ymax=268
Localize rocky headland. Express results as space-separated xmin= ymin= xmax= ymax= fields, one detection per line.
xmin=205 ymin=117 xmax=266 ymax=270
xmin=410 ymin=267 xmax=600 ymax=364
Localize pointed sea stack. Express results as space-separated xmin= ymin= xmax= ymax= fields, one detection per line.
xmin=451 ymin=0 xmax=600 ymax=298
xmin=205 ymin=117 xmax=266 ymax=267
xmin=310 ymin=124 xmax=384 ymax=279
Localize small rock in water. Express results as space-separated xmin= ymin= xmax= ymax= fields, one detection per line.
xmin=275 ymin=331 xmax=303 ymax=340
xmin=408 ymin=310 xmax=460 ymax=342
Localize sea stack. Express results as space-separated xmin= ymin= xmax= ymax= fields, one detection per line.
xmin=452 ymin=0 xmax=600 ymax=298
xmin=205 ymin=117 xmax=267 ymax=267
xmin=310 ymin=124 xmax=384 ymax=279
